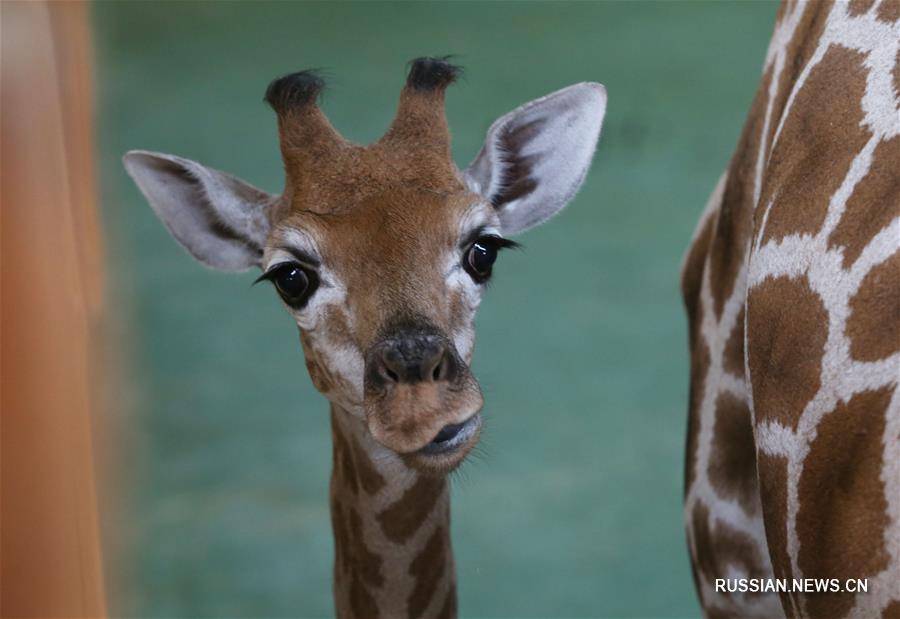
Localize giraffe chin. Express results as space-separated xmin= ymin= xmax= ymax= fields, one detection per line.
xmin=364 ymin=379 xmax=484 ymax=475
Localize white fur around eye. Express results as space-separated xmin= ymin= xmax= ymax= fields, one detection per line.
xmin=291 ymin=270 xmax=367 ymax=414
xmin=291 ymin=271 xmax=347 ymax=331
xmin=445 ymin=205 xmax=502 ymax=361
xmin=262 ymin=229 xmax=366 ymax=411
xmin=446 ymin=259 xmax=481 ymax=362
xmin=262 ymin=229 xmax=343 ymax=331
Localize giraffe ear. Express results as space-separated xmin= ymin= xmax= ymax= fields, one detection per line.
xmin=464 ymin=82 xmax=606 ymax=235
xmin=123 ymin=150 xmax=275 ymax=272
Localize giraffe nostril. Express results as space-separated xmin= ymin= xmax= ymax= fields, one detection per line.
xmin=365 ymin=324 xmax=463 ymax=389
xmin=371 ymin=334 xmax=452 ymax=384
xmin=430 ymin=350 xmax=458 ymax=383
xmin=431 ymin=352 xmax=449 ymax=382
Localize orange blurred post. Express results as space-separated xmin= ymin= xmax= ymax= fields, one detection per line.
xmin=1 ymin=1 xmax=107 ymax=616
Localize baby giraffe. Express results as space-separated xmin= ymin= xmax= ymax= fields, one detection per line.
xmin=125 ymin=58 xmax=605 ymax=618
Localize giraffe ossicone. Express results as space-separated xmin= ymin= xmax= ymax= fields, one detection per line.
xmin=125 ymin=57 xmax=606 ymax=617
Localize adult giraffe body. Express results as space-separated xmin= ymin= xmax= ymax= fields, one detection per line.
xmin=682 ymin=1 xmax=900 ymax=617
xmin=124 ymin=59 xmax=606 ymax=617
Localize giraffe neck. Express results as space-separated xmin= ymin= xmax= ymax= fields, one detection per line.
xmin=328 ymin=404 xmax=457 ymax=619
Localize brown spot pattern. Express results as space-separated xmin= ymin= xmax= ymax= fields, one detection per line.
xmin=332 ymin=429 xmax=359 ymax=495
xmin=757 ymin=453 xmax=793 ymax=585
xmin=407 ymin=525 xmax=449 ymax=618
xmin=829 ymin=134 xmax=900 ymax=268
xmin=331 ymin=413 xmax=387 ymax=499
xmin=723 ymin=307 xmax=746 ymax=377
xmin=691 ymin=503 xmax=717 ymax=595
xmin=747 ymin=275 xmax=828 ymax=428
xmin=848 ymin=0 xmax=875 ymax=17
xmin=332 ymin=420 xmax=359 ymax=496
xmin=331 ymin=500 xmax=384 ymax=619
xmin=895 ymin=49 xmax=900 ymax=100
xmin=774 ymin=0 xmax=791 ymax=25
xmin=709 ymin=64 xmax=770 ymax=318
xmin=353 ymin=440 xmax=387 ymax=497
xmin=681 ymin=207 xmax=716 ymax=327
xmin=301 ymin=332 xmax=334 ymax=394
xmin=709 ymin=392 xmax=759 ymax=515
xmin=760 ymin=45 xmax=871 ymax=244
xmin=377 ymin=476 xmax=445 ymax=544
xmin=883 ymin=600 xmax=900 ymax=619
xmin=691 ymin=503 xmax=770 ymax=605
xmin=684 ymin=3 xmax=900 ymax=618
xmin=682 ymin=210 xmax=714 ymax=496
xmin=684 ymin=335 xmax=710 ymax=495
xmin=847 ymin=252 xmax=900 ymax=361
xmin=797 ymin=388 xmax=892 ymax=618
xmin=321 ymin=305 xmax=358 ymax=349
xmin=765 ymin=0 xmax=833 ymax=155
xmin=876 ymin=0 xmax=900 ymax=22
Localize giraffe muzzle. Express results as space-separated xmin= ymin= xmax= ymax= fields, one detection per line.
xmin=362 ymin=322 xmax=484 ymax=468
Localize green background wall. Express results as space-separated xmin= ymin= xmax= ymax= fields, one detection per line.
xmin=93 ymin=2 xmax=778 ymax=617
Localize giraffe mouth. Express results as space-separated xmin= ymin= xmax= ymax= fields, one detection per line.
xmin=418 ymin=413 xmax=482 ymax=456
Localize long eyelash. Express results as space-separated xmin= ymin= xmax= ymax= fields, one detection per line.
xmin=255 ymin=238 xmax=519 ymax=288
xmin=482 ymin=235 xmax=521 ymax=251
xmin=253 ymin=263 xmax=294 ymax=286
xmin=252 ymin=270 xmax=276 ymax=286
xmin=459 ymin=225 xmax=523 ymax=251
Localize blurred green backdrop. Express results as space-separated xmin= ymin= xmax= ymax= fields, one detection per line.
xmin=93 ymin=1 xmax=777 ymax=617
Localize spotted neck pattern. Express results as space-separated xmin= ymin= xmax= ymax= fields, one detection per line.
xmin=682 ymin=1 xmax=900 ymax=617
xmin=328 ymin=405 xmax=457 ymax=619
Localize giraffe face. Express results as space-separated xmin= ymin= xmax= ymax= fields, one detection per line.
xmin=260 ymin=188 xmax=507 ymax=473
xmin=123 ymin=58 xmax=606 ymax=476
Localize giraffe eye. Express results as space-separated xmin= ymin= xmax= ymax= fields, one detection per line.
xmin=258 ymin=262 xmax=319 ymax=309
xmin=463 ymin=235 xmax=518 ymax=283
xmin=465 ymin=239 xmax=498 ymax=281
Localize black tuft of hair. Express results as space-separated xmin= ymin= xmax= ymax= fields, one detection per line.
xmin=406 ymin=56 xmax=462 ymax=91
xmin=264 ymin=70 xmax=326 ymax=112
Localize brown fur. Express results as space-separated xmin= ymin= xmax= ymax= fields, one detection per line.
xmin=406 ymin=524 xmax=450 ymax=617
xmin=757 ymin=45 xmax=870 ymax=246
xmin=376 ymin=476 xmax=445 ymax=545
xmin=266 ymin=74 xmax=486 ymax=461
xmin=747 ymin=274 xmax=828 ymax=430
xmin=283 ymin=64 xmax=480 ymax=618
xmin=683 ymin=2 xmax=900 ymax=616
xmin=757 ymin=453 xmax=793 ymax=586
xmin=330 ymin=406 xmax=454 ymax=619
xmin=828 ymin=135 xmax=900 ymax=269
xmin=708 ymin=392 xmax=758 ymax=515
xmin=846 ymin=253 xmax=900 ymax=361
xmin=285 ymin=190 xmax=471 ymax=347
xmin=797 ymin=388 xmax=892 ymax=618
xmin=272 ymin=78 xmax=462 ymax=218
xmin=128 ymin=56 xmax=605 ymax=619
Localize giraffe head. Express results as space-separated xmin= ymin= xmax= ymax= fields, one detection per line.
xmin=124 ymin=58 xmax=606 ymax=475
